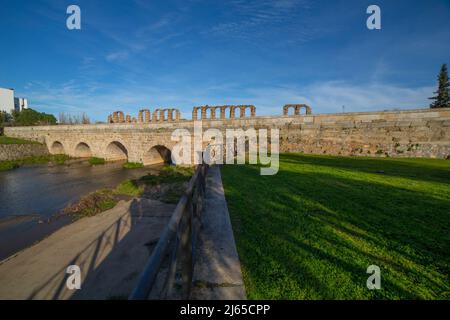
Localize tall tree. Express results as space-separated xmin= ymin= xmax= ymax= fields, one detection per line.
xmin=429 ymin=64 xmax=450 ymax=108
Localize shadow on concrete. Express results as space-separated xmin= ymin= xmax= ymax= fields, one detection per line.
xmin=26 ymin=198 xmax=174 ymax=300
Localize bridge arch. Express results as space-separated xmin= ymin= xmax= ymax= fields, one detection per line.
xmin=142 ymin=145 xmax=172 ymax=165
xmin=105 ymin=141 xmax=128 ymax=162
xmin=50 ymin=141 xmax=65 ymax=154
xmin=74 ymin=142 xmax=92 ymax=158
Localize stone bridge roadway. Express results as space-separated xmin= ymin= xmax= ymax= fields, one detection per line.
xmin=4 ymin=107 xmax=450 ymax=163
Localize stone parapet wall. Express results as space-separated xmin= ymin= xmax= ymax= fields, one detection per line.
xmin=0 ymin=144 xmax=50 ymax=161
xmin=4 ymin=108 xmax=450 ymax=162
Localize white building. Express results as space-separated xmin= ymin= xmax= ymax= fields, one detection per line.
xmin=0 ymin=87 xmax=29 ymax=113
xmin=0 ymin=88 xmax=15 ymax=113
xmin=14 ymin=97 xmax=28 ymax=111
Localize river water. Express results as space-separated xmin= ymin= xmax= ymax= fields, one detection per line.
xmin=0 ymin=161 xmax=161 ymax=260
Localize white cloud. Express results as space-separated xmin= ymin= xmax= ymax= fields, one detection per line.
xmin=205 ymin=0 xmax=314 ymax=44
xmin=105 ymin=50 xmax=130 ymax=62
xmin=20 ymin=80 xmax=434 ymax=122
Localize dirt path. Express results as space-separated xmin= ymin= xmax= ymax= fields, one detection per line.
xmin=0 ymin=198 xmax=175 ymax=300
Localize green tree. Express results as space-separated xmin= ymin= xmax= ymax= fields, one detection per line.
xmin=13 ymin=108 xmax=57 ymax=126
xmin=429 ymin=64 xmax=450 ymax=108
xmin=1 ymin=111 xmax=11 ymax=124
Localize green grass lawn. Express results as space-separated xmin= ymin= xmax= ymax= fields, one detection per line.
xmin=0 ymin=136 xmax=40 ymax=144
xmin=221 ymin=154 xmax=450 ymax=300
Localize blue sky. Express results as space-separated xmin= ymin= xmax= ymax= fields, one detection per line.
xmin=0 ymin=0 xmax=449 ymax=121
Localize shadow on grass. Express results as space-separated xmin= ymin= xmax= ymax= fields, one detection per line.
xmin=221 ymin=156 xmax=450 ymax=299
xmin=280 ymin=153 xmax=450 ymax=185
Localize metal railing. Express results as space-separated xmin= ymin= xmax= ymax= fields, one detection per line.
xmin=129 ymin=164 xmax=209 ymax=300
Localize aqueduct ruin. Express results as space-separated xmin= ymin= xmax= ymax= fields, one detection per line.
xmin=192 ymin=105 xmax=256 ymax=120
xmin=109 ymin=108 xmax=181 ymax=124
xmin=283 ymin=104 xmax=312 ymax=116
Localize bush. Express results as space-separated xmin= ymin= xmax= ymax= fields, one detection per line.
xmin=0 ymin=111 xmax=12 ymax=125
xmin=115 ymin=180 xmax=144 ymax=197
xmin=12 ymin=108 xmax=57 ymax=126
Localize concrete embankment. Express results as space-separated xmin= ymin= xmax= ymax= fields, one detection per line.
xmin=190 ymin=166 xmax=246 ymax=300
xmin=0 ymin=144 xmax=49 ymax=161
xmin=0 ymin=198 xmax=175 ymax=300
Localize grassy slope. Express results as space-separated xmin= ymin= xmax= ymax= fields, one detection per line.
xmin=0 ymin=136 xmax=40 ymax=145
xmin=64 ymin=166 xmax=194 ymax=218
xmin=221 ymin=154 xmax=450 ymax=299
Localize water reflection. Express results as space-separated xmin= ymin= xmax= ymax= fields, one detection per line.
xmin=0 ymin=161 xmax=162 ymax=260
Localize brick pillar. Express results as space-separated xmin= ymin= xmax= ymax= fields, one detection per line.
xmin=201 ymin=107 xmax=207 ymax=120
xmin=119 ymin=112 xmax=125 ymax=123
xmin=294 ymin=106 xmax=300 ymax=116
xmin=210 ymin=108 xmax=216 ymax=120
xmin=138 ymin=110 xmax=144 ymax=123
xmin=145 ymin=110 xmax=151 ymax=123
xmin=175 ymin=110 xmax=181 ymax=121
xmin=192 ymin=107 xmax=199 ymax=120
xmin=230 ymin=106 xmax=236 ymax=119
xmin=168 ymin=109 xmax=174 ymax=122
xmin=250 ymin=106 xmax=256 ymax=117
xmin=239 ymin=106 xmax=246 ymax=118
xmin=108 ymin=115 xmax=112 ymax=123
xmin=220 ymin=106 xmax=226 ymax=119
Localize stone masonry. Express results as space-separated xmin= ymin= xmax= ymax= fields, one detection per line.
xmin=4 ymin=107 xmax=450 ymax=164
xmin=0 ymin=144 xmax=49 ymax=161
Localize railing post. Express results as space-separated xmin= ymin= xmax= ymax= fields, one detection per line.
xmin=180 ymin=197 xmax=193 ymax=298
xmin=162 ymin=224 xmax=181 ymax=299
xmin=129 ymin=164 xmax=208 ymax=300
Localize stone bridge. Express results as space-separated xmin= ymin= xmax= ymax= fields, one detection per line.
xmin=4 ymin=106 xmax=450 ymax=164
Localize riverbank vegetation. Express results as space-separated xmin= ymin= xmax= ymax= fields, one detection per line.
xmin=123 ymin=162 xmax=144 ymax=169
xmin=88 ymin=157 xmax=106 ymax=165
xmin=63 ymin=165 xmax=195 ymax=218
xmin=140 ymin=166 xmax=194 ymax=185
xmin=0 ymin=136 xmax=41 ymax=145
xmin=221 ymin=154 xmax=450 ymax=299
xmin=86 ymin=159 xmax=145 ymax=169
xmin=0 ymin=154 xmax=71 ymax=171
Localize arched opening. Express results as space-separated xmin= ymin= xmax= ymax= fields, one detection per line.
xmin=105 ymin=141 xmax=128 ymax=162
xmin=143 ymin=145 xmax=172 ymax=165
xmin=205 ymin=108 xmax=213 ymax=119
xmin=74 ymin=142 xmax=92 ymax=158
xmin=298 ymin=107 xmax=307 ymax=115
xmin=50 ymin=141 xmax=65 ymax=154
xmin=221 ymin=107 xmax=229 ymax=119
